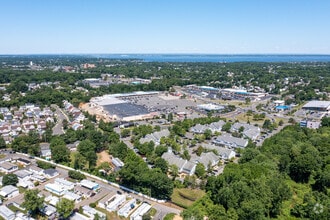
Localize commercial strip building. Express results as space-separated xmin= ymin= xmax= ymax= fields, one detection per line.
xmin=302 ymin=101 xmax=330 ymax=112
xmin=89 ymin=92 xmax=159 ymax=122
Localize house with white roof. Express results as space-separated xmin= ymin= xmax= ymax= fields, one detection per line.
xmin=0 ymin=185 xmax=19 ymax=198
xmin=103 ymin=194 xmax=126 ymax=212
xmin=82 ymin=205 xmax=106 ymax=220
xmin=118 ymin=199 xmax=136 ymax=218
xmin=54 ymin=178 xmax=75 ymax=190
xmin=63 ymin=191 xmax=82 ymax=203
xmin=130 ymin=202 xmax=151 ymax=220
xmin=0 ymin=205 xmax=15 ymax=220
xmin=80 ymin=179 xmax=99 ymax=190
xmin=44 ymin=183 xmax=66 ymax=196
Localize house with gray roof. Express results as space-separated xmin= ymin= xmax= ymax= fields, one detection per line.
xmin=14 ymin=170 xmax=31 ymax=181
xmin=194 ymin=152 xmax=219 ymax=168
xmin=43 ymin=168 xmax=59 ymax=179
xmin=231 ymin=122 xmax=260 ymax=140
xmin=213 ymin=134 xmax=248 ymax=149
xmin=201 ymin=143 xmax=236 ymax=160
xmin=190 ymin=121 xmax=225 ymax=134
xmin=0 ymin=162 xmax=18 ymax=174
xmin=190 ymin=124 xmax=207 ymax=134
xmin=140 ymin=129 xmax=170 ymax=145
xmin=162 ymin=151 xmax=196 ymax=175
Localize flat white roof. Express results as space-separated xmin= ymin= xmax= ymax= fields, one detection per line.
xmin=0 ymin=205 xmax=15 ymax=218
xmin=303 ymin=101 xmax=330 ymax=109
xmin=55 ymin=178 xmax=75 ymax=187
xmin=45 ymin=183 xmax=65 ymax=193
xmin=80 ymin=179 xmax=99 ymax=189
xmin=197 ymin=103 xmax=225 ymax=111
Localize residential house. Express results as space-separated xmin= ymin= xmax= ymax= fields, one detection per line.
xmin=162 ymin=151 xmax=196 ymax=175
xmin=82 ymin=205 xmax=106 ymax=220
xmin=14 ymin=170 xmax=31 ymax=181
xmin=29 ymin=165 xmax=44 ymax=176
xmin=130 ymin=202 xmax=151 ymax=220
xmin=213 ymin=134 xmax=248 ymax=149
xmin=201 ymin=144 xmax=236 ymax=160
xmin=45 ymin=195 xmax=60 ymax=207
xmin=44 ymin=183 xmax=66 ymax=196
xmin=103 ymin=194 xmax=126 ymax=212
xmin=0 ymin=185 xmax=19 ymax=198
xmin=0 ymin=162 xmax=18 ymax=174
xmin=97 ymin=192 xmax=117 ymax=209
xmin=80 ymin=179 xmax=99 ymax=190
xmin=111 ymin=157 xmax=124 ymax=171
xmin=190 ymin=121 xmax=225 ymax=134
xmin=54 ymin=178 xmax=75 ymax=190
xmin=0 ymin=205 xmax=15 ymax=220
xmin=41 ymin=205 xmax=57 ymax=219
xmin=63 ymin=191 xmax=82 ymax=203
xmin=74 ymin=185 xmax=94 ymax=198
xmin=118 ymin=199 xmax=136 ymax=218
xmin=16 ymin=158 xmax=31 ymax=166
xmin=140 ymin=129 xmax=170 ymax=145
xmin=231 ymin=122 xmax=260 ymax=141
xmin=43 ymin=169 xmax=59 ymax=179
xmin=66 ymin=141 xmax=80 ymax=151
xmin=194 ymin=152 xmax=220 ymax=168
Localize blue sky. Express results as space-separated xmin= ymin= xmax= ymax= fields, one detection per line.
xmin=1 ymin=0 xmax=330 ymax=54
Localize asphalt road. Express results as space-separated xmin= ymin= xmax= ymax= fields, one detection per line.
xmin=51 ymin=104 xmax=69 ymax=135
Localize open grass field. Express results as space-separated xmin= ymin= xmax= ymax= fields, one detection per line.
xmin=171 ymin=188 xmax=205 ymax=209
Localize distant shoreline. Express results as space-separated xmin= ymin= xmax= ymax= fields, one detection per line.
xmin=1 ymin=54 xmax=330 ymax=63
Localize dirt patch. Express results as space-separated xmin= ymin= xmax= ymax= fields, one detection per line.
xmin=173 ymin=215 xmax=183 ymax=220
xmin=97 ymin=150 xmax=111 ymax=166
xmin=80 ymin=102 xmax=111 ymax=122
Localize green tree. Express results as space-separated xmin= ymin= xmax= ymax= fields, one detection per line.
xmin=154 ymin=157 xmax=168 ymax=173
xmin=2 ymin=174 xmax=18 ymax=186
xmin=121 ymin=129 xmax=131 ymax=138
xmin=0 ymin=136 xmax=6 ymax=148
xmin=68 ymin=170 xmax=86 ymax=181
xmin=262 ymin=119 xmax=272 ymax=130
xmin=56 ymin=198 xmax=75 ymax=219
xmin=204 ymin=129 xmax=212 ymax=140
xmin=51 ymin=144 xmax=70 ymax=163
xmin=321 ymin=117 xmax=330 ymax=127
xmin=77 ymin=140 xmax=97 ymax=169
xmin=195 ymin=163 xmax=206 ymax=178
xmin=222 ymin=122 xmax=231 ymax=132
xmin=245 ymin=97 xmax=251 ymax=105
xmin=22 ymin=189 xmax=44 ymax=215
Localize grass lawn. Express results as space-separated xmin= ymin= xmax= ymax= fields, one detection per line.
xmin=164 ymin=213 xmax=176 ymax=220
xmin=171 ymin=188 xmax=205 ymax=209
xmin=95 ymin=207 xmax=128 ymax=220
